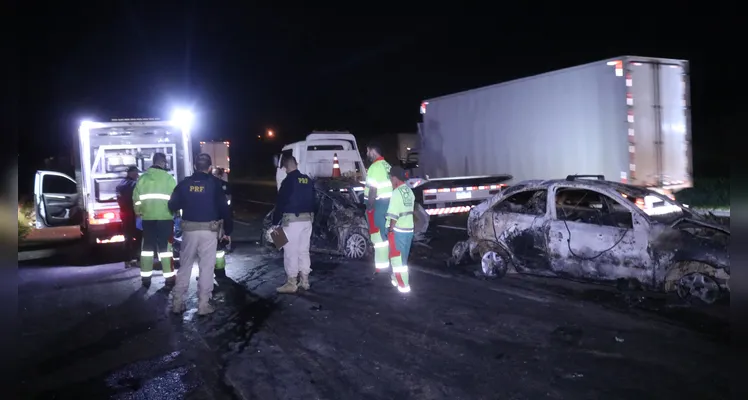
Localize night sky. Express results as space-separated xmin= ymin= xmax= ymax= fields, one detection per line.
xmin=19 ymin=8 xmax=735 ymax=193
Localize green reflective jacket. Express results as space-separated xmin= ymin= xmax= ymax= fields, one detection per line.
xmin=364 ymin=158 xmax=393 ymax=200
xmin=133 ymin=167 xmax=177 ymax=220
xmin=386 ymin=183 xmax=415 ymax=230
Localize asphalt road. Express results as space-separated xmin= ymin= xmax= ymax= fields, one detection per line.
xmin=19 ymin=226 xmax=730 ymax=399
xmin=18 ymin=180 xmax=730 ymax=399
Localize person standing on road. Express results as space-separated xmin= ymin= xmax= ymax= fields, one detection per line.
xmin=385 ymin=166 xmax=415 ymax=293
xmin=133 ymin=153 xmax=177 ymax=288
xmin=363 ymin=142 xmax=393 ymax=271
xmin=212 ymin=167 xmax=232 ymax=279
xmin=117 ymin=166 xmax=141 ymax=268
xmin=273 ymin=155 xmax=315 ymax=294
xmin=169 ymin=153 xmax=233 ymax=315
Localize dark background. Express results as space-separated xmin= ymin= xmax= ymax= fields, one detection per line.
xmin=18 ymin=8 xmax=736 ymax=196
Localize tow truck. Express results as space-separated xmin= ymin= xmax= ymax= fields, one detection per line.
xmin=33 ymin=110 xmax=195 ymax=246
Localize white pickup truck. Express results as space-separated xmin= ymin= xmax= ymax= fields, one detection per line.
xmin=273 ymin=131 xmax=433 ymax=233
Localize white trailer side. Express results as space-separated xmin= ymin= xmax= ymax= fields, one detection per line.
xmin=420 ymin=56 xmax=691 ymax=190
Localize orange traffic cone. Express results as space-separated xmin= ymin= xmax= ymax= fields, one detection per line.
xmin=332 ymin=153 xmax=341 ymax=177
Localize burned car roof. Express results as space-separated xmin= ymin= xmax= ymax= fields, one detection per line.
xmin=496 ymin=178 xmax=721 ymax=228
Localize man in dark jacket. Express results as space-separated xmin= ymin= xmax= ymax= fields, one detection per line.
xmin=116 ymin=166 xmax=140 ymax=268
xmin=273 ymin=155 xmax=315 ymax=294
xmin=169 ymin=153 xmax=233 ymax=315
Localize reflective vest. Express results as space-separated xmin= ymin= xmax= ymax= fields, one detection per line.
xmin=386 ymin=183 xmax=415 ymax=232
xmin=363 ymin=158 xmax=393 ymax=200
xmin=133 ymin=166 xmax=177 ymax=220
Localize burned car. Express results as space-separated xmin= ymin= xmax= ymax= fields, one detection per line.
xmin=261 ymin=178 xmax=372 ymax=259
xmin=452 ymin=175 xmax=730 ymax=304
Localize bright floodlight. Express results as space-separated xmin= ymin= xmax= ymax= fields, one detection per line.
xmin=172 ymin=109 xmax=194 ymax=129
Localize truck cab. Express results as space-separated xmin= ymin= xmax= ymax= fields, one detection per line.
xmin=274 ymin=132 xmax=367 ymax=189
xmin=33 ymin=115 xmax=194 ymax=245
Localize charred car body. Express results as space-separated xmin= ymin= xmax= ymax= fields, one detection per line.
xmin=262 ymin=178 xmax=372 ymax=259
xmin=452 ymin=175 xmax=730 ymax=304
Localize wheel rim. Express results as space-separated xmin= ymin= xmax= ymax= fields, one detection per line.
xmin=345 ymin=233 xmax=367 ymax=259
xmin=481 ymin=251 xmax=503 ymax=277
xmin=677 ymin=273 xmax=720 ymax=304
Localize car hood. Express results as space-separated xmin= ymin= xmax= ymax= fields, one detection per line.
xmin=673 ymin=217 xmax=730 ymax=235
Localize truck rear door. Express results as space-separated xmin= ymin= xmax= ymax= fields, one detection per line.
xmin=628 ymin=61 xmax=691 ymax=188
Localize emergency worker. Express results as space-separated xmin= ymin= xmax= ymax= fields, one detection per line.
xmin=169 ymin=153 xmax=233 ymax=315
xmin=272 ymin=156 xmax=315 ymax=293
xmin=385 ymin=166 xmax=415 ymax=293
xmin=117 ymin=166 xmax=140 ymax=268
xmin=363 ymin=142 xmax=393 ymax=271
xmin=212 ymin=167 xmax=232 ymax=278
xmin=133 ymin=153 xmax=177 ymax=288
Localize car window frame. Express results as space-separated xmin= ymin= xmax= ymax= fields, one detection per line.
xmin=491 ymin=188 xmax=549 ymax=217
xmin=550 ymin=184 xmax=639 ymax=229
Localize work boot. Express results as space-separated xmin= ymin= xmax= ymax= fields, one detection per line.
xmin=214 ymin=268 xmax=227 ymax=280
xmin=276 ymin=276 xmax=298 ymax=294
xmin=198 ymin=299 xmax=215 ymax=316
xmin=141 ymin=277 xmax=151 ymax=288
xmin=164 ymin=276 xmax=176 ymax=288
xmin=299 ymin=274 xmax=310 ymax=290
xmin=172 ymin=295 xmax=185 ymax=314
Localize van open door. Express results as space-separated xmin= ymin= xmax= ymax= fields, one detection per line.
xmin=34 ymin=171 xmax=83 ymax=228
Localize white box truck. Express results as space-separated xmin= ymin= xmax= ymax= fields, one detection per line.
xmin=417 ymin=56 xmax=692 ymax=202
xmin=199 ymin=140 xmax=231 ymax=176
xmin=33 ymin=113 xmax=195 ymax=245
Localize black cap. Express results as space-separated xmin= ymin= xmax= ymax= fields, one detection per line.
xmin=389 ymin=166 xmax=407 ymax=181
xmin=127 ymin=166 xmax=139 ymax=173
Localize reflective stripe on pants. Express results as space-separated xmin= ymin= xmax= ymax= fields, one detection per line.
xmin=215 ymin=250 xmax=226 ymax=270
xmin=388 ymin=230 xmax=414 ymax=291
xmin=367 ymin=199 xmax=390 ymax=270
xmin=140 ymin=219 xmax=175 ymax=278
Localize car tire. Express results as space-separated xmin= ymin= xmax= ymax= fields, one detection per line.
xmin=676 ymin=272 xmax=721 ymax=305
xmin=481 ymin=250 xmax=508 ymax=279
xmin=342 ymin=229 xmax=369 ymax=259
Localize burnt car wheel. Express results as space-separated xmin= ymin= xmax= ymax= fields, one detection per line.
xmin=481 ymin=251 xmax=508 ymax=278
xmin=676 ymin=273 xmax=721 ymax=305
xmin=343 ymin=231 xmax=368 ymax=259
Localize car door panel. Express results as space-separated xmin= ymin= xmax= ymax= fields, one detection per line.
xmin=495 ymin=213 xmax=552 ymax=272
xmin=34 ymin=170 xmax=82 ymax=228
xmin=547 ymin=186 xmax=654 ymax=284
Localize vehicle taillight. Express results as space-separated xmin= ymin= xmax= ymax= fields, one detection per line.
xmin=90 ymin=209 xmax=121 ymax=225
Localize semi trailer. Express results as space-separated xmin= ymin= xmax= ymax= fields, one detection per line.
xmin=417 ymin=56 xmax=692 ymax=200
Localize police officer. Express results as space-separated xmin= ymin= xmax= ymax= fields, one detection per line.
xmin=168 ymin=153 xmax=233 ymax=315
xmin=273 ymin=155 xmax=315 ymax=294
xmin=386 ymin=166 xmax=415 ymax=293
xmin=363 ymin=142 xmax=393 ymax=271
xmin=117 ymin=166 xmax=140 ymax=268
xmin=133 ymin=153 xmax=177 ymax=288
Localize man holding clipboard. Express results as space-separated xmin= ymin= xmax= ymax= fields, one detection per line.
xmin=272 ymin=156 xmax=315 ymax=294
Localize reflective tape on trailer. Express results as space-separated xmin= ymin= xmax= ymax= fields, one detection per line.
xmin=423 ymin=184 xmax=507 ymax=194
xmin=425 ymin=205 xmax=474 ymax=215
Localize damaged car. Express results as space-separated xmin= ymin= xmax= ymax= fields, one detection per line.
xmin=452 ymin=175 xmax=730 ymax=304
xmin=261 ymin=178 xmax=373 ymax=259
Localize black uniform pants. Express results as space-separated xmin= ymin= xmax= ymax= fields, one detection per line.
xmin=121 ymin=211 xmax=141 ymax=262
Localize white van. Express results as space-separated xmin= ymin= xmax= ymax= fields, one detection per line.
xmin=33 ymin=114 xmax=194 ymax=245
